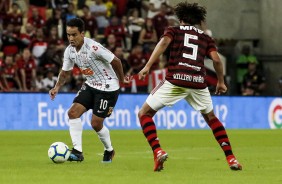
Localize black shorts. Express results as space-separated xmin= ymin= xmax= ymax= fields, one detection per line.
xmin=73 ymin=84 xmax=120 ymax=118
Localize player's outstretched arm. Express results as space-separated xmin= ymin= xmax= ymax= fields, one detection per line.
xmin=138 ymin=36 xmax=171 ymax=80
xmin=49 ymin=70 xmax=71 ymax=100
xmin=210 ymin=51 xmax=227 ymax=95
xmin=111 ymin=56 xmax=130 ymax=84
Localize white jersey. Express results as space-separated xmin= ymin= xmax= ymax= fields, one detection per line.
xmin=62 ymin=37 xmax=119 ymax=91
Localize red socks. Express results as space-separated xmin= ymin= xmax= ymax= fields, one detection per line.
xmin=207 ymin=117 xmax=233 ymax=157
xmin=140 ymin=115 xmax=160 ymax=152
xmin=140 ymin=115 xmax=233 ymax=157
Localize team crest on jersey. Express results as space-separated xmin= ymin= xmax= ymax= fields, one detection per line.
xmin=107 ymin=107 xmax=114 ymax=116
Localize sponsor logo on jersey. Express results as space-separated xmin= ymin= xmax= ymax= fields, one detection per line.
xmin=80 ymin=68 xmax=94 ymax=75
xmin=103 ymin=69 xmax=112 ymax=80
xmin=173 ymin=73 xmax=204 ymax=83
xmin=178 ymin=62 xmax=201 ymax=71
xmin=93 ymin=82 xmax=102 ymax=87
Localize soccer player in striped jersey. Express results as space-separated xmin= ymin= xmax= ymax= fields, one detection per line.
xmin=138 ymin=2 xmax=242 ymax=171
xmin=49 ymin=18 xmax=131 ymax=163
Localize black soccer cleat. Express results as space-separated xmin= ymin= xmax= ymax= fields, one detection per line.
xmin=68 ymin=148 xmax=84 ymax=162
xmin=102 ymin=150 xmax=115 ymax=163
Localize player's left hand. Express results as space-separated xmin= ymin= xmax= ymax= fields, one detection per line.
xmin=123 ymin=75 xmax=133 ymax=84
xmin=49 ymin=87 xmax=59 ymax=100
xmin=138 ymin=66 xmax=150 ymax=80
xmin=215 ymin=83 xmax=227 ymax=95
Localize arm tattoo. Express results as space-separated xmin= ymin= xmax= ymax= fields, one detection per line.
xmin=56 ymin=71 xmax=69 ymax=87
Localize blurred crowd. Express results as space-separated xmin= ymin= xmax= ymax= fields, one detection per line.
xmin=235 ymin=44 xmax=266 ymax=96
xmin=0 ymin=0 xmax=181 ymax=92
xmin=0 ymin=0 xmax=273 ymax=95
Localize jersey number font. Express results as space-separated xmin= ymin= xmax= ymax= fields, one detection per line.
xmin=183 ymin=33 xmax=198 ymax=60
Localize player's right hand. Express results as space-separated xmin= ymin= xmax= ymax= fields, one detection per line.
xmin=138 ymin=67 xmax=150 ymax=80
xmin=215 ymin=82 xmax=227 ymax=95
xmin=49 ymin=88 xmax=59 ymax=100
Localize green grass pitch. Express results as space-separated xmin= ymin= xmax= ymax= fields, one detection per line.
xmin=0 ymin=129 xmax=281 ymax=184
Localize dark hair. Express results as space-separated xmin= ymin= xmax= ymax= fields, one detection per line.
xmin=12 ymin=2 xmax=19 ymax=7
xmin=4 ymin=55 xmax=14 ymax=60
xmin=66 ymin=18 xmax=85 ymax=33
xmin=82 ymin=5 xmax=89 ymax=9
xmin=174 ymin=2 xmax=206 ymax=25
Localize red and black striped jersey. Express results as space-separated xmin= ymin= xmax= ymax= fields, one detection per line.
xmin=162 ymin=25 xmax=217 ymax=89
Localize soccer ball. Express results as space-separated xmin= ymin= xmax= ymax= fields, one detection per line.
xmin=48 ymin=142 xmax=70 ymax=163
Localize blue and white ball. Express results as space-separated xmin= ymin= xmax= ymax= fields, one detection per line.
xmin=48 ymin=142 xmax=70 ymax=163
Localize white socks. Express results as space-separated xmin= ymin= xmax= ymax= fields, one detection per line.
xmin=97 ymin=126 xmax=113 ymax=151
xmin=69 ymin=119 xmax=113 ymax=152
xmin=69 ymin=118 xmax=83 ymax=152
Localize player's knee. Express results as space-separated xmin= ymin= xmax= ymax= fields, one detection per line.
xmin=91 ymin=121 xmax=103 ymax=132
xmin=138 ymin=109 xmax=144 ymax=119
xmin=202 ymin=110 xmax=215 ymax=120
xmin=90 ymin=122 xmax=97 ymax=131
xmin=68 ymin=109 xmax=79 ymax=119
xmin=138 ymin=108 xmax=150 ymax=119
xmin=206 ymin=111 xmax=217 ymax=121
xmin=138 ymin=108 xmax=155 ymax=119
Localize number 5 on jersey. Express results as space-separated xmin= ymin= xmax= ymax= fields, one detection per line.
xmin=183 ymin=33 xmax=198 ymax=60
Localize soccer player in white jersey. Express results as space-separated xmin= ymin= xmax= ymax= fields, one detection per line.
xmin=49 ymin=18 xmax=130 ymax=163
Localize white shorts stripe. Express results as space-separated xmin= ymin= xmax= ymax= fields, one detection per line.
xmin=151 ymin=79 xmax=165 ymax=95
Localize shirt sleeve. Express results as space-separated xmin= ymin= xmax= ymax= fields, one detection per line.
xmin=62 ymin=46 xmax=74 ymax=71
xmin=92 ymin=42 xmax=115 ymax=63
xmin=161 ymin=26 xmax=175 ymax=40
xmin=206 ymin=36 xmax=217 ymax=55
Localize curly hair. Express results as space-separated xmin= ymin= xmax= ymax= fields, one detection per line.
xmin=174 ymin=2 xmax=207 ymax=25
